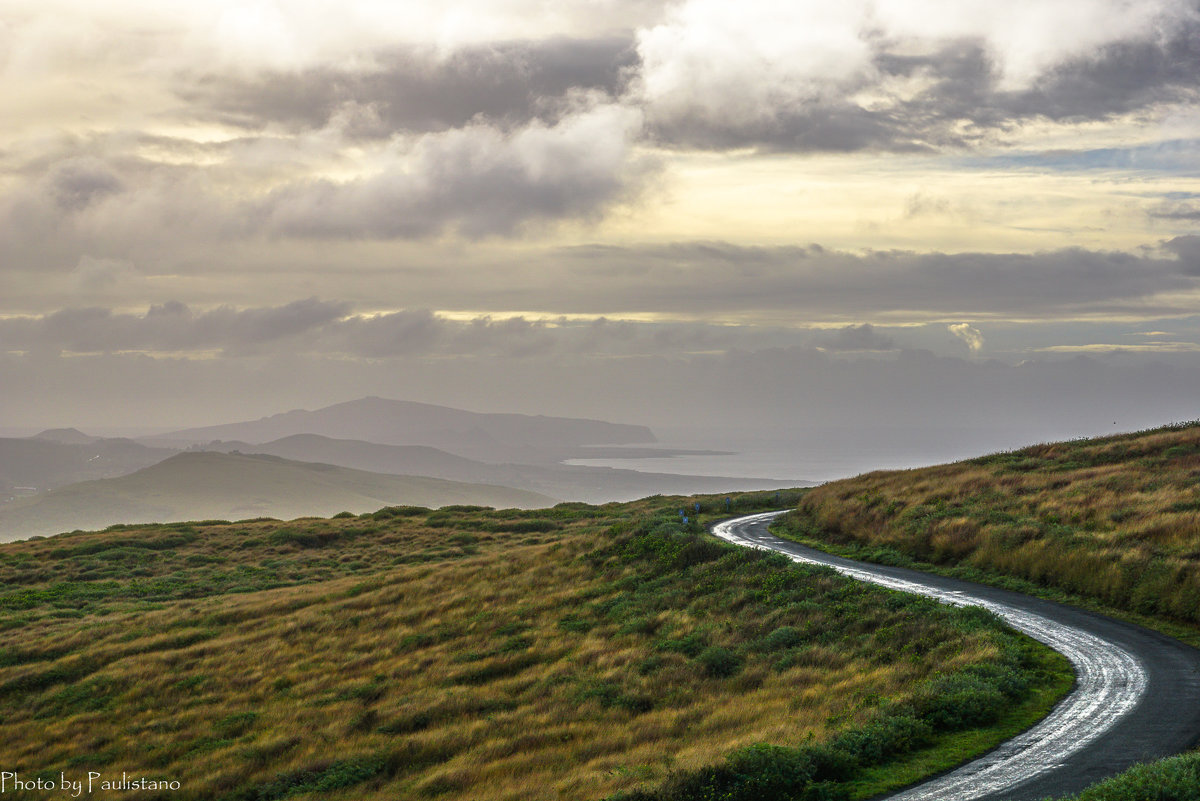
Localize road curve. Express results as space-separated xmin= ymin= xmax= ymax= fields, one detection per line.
xmin=712 ymin=511 xmax=1200 ymax=801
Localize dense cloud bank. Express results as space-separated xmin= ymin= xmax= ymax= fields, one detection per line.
xmin=3 ymin=0 xmax=1199 ymax=267
xmin=175 ymin=2 xmax=1200 ymax=152
xmin=4 ymin=341 xmax=1200 ymax=454
xmin=2 ymin=239 xmax=1198 ymax=346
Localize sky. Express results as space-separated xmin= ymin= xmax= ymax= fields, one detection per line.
xmin=2 ymin=0 xmax=1200 ymax=470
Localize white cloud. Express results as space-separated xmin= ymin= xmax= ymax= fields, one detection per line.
xmin=0 ymin=0 xmax=663 ymax=75
xmin=263 ymin=102 xmax=650 ymax=238
xmin=874 ymin=0 xmax=1192 ymax=86
xmin=949 ymin=322 xmax=984 ymax=353
xmin=637 ymin=1 xmax=871 ymax=126
xmin=635 ymin=0 xmax=1200 ymax=147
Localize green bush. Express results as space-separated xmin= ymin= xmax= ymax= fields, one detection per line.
xmin=371 ymin=506 xmax=429 ymax=519
xmin=758 ymin=626 xmax=803 ymax=651
xmin=1049 ymin=752 xmax=1200 ymax=801
xmin=267 ymin=528 xmax=344 ymax=548
xmin=909 ymin=673 xmax=1006 ymax=730
xmin=697 ymin=646 xmax=742 ymax=678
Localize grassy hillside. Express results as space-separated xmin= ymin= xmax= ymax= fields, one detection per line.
xmin=0 ymin=452 xmax=555 ymax=541
xmin=780 ymin=422 xmax=1200 ymax=630
xmin=777 ymin=423 xmax=1200 ymax=801
xmin=0 ymin=493 xmax=1066 ymax=800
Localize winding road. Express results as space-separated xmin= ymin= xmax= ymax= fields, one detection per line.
xmin=712 ymin=511 xmax=1200 ymax=801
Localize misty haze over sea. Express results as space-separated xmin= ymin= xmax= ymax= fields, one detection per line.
xmin=569 ymin=421 xmax=1161 ymax=483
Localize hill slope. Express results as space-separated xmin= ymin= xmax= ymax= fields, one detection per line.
xmin=0 ymin=496 xmax=1064 ymax=801
xmin=0 ymin=452 xmax=555 ymax=540
xmin=0 ymin=436 xmax=176 ymax=499
xmin=152 ymin=396 xmax=655 ymax=462
xmin=205 ymin=433 xmax=802 ymax=503
xmin=782 ymin=421 xmax=1200 ymax=626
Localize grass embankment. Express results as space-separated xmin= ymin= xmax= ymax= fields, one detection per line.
xmin=0 ymin=492 xmax=1065 ymax=800
xmin=1047 ymin=752 xmax=1200 ymax=800
xmin=781 ymin=421 xmax=1200 ymax=644
xmin=774 ymin=422 xmax=1200 ymax=801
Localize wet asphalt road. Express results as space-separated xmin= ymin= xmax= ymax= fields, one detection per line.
xmin=712 ymin=512 xmax=1200 ymax=801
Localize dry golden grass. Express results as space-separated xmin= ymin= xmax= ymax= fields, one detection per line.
xmin=789 ymin=421 xmax=1200 ymax=624
xmin=0 ymin=493 xmax=1050 ymax=800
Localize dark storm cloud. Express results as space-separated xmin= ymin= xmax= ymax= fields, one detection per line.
xmin=179 ymin=37 xmax=639 ymax=137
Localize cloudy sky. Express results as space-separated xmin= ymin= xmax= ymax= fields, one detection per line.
xmin=3 ymin=0 xmax=1200 ymax=468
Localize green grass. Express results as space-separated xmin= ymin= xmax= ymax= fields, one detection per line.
xmin=772 ymin=422 xmax=1200 ymax=800
xmin=0 ymin=490 xmax=1070 ymax=801
xmin=846 ymin=645 xmax=1072 ymax=799
xmin=1044 ymin=751 xmax=1200 ymax=800
xmin=775 ymin=511 xmax=1200 ymax=652
xmin=782 ymin=421 xmax=1200 ymax=638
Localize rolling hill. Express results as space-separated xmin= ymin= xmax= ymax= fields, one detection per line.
xmin=779 ymin=421 xmax=1200 ymax=628
xmin=0 ymin=494 xmax=1065 ymax=800
xmin=0 ymin=434 xmax=176 ymax=500
xmin=202 ymin=433 xmax=803 ymax=503
xmin=0 ymin=451 xmax=555 ymax=541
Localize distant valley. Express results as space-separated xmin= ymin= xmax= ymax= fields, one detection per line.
xmin=0 ymin=451 xmax=555 ymax=541
xmin=0 ymin=397 xmax=807 ymax=540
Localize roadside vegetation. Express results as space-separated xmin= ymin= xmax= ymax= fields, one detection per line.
xmin=0 ymin=490 xmax=1067 ymax=800
xmin=777 ymin=421 xmax=1200 ymax=801
xmin=1046 ymin=752 xmax=1200 ymax=801
xmin=782 ymin=421 xmax=1200 ymax=640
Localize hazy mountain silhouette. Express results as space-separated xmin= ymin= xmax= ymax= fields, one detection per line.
xmin=0 ymin=435 xmax=176 ymax=499
xmin=149 ymin=397 xmax=655 ymax=463
xmin=31 ymin=428 xmax=102 ymax=445
xmin=198 ymin=433 xmax=803 ymax=503
xmin=0 ymin=451 xmax=556 ymax=541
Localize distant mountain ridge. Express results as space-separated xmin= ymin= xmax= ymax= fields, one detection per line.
xmin=0 ymin=435 xmax=176 ymax=499
xmin=201 ymin=433 xmax=803 ymax=504
xmin=2 ymin=400 xmax=811 ymax=533
xmin=149 ymin=397 xmax=655 ymax=464
xmin=0 ymin=451 xmax=555 ymax=541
